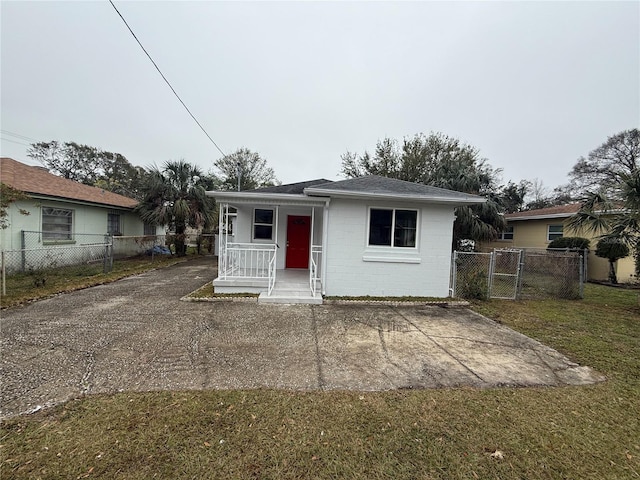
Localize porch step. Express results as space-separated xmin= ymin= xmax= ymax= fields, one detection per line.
xmin=258 ymin=289 xmax=322 ymax=305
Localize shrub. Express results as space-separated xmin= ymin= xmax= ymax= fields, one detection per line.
xmin=547 ymin=236 xmax=590 ymax=251
xmin=595 ymin=238 xmax=630 ymax=284
xmin=458 ymin=269 xmax=489 ymax=300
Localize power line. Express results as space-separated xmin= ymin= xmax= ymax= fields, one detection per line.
xmin=108 ymin=0 xmax=226 ymax=157
xmin=1 ymin=130 xmax=38 ymax=142
xmin=1 ymin=137 xmax=32 ymax=147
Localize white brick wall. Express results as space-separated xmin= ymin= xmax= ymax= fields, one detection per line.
xmin=324 ymin=198 xmax=455 ymax=298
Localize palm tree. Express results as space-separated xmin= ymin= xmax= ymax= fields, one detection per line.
xmin=135 ymin=160 xmax=216 ymax=256
xmin=567 ymin=168 xmax=640 ymax=277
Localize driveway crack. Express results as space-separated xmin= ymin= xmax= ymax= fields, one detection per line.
xmin=390 ymin=306 xmax=486 ymax=384
xmin=310 ymin=306 xmax=325 ymax=390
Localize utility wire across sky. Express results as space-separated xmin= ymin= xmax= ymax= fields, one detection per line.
xmin=108 ymin=0 xmax=226 ymax=158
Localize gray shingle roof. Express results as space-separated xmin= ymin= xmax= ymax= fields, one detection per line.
xmin=248 ymin=179 xmax=333 ymax=194
xmin=304 ymin=175 xmax=484 ymax=203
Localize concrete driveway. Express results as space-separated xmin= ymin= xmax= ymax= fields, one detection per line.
xmin=0 ymin=256 xmax=604 ymax=418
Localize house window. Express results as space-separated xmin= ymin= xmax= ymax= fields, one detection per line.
xmin=107 ymin=213 xmax=122 ymax=235
xmin=253 ymin=208 xmax=274 ymax=240
xmin=144 ymin=223 xmax=156 ymax=235
xmin=368 ymin=208 xmax=417 ymax=248
xmin=498 ymin=225 xmax=514 ymax=240
xmin=547 ymin=224 xmax=563 ymax=242
xmin=42 ymin=207 xmax=73 ymax=241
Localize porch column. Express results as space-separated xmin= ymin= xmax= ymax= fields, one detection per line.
xmin=321 ymin=199 xmax=330 ymax=296
xmin=309 ymin=206 xmax=315 ymax=267
xmin=274 ymin=205 xmax=279 ymax=271
xmin=218 ymin=203 xmax=225 ymax=279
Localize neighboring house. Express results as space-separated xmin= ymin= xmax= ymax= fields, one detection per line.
xmin=483 ymin=203 xmax=636 ymax=283
xmin=0 ymin=157 xmax=161 ymax=251
xmin=207 ymin=175 xmax=484 ymax=304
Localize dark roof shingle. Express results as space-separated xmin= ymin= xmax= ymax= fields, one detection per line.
xmin=505 ymin=204 xmax=581 ymax=220
xmin=304 ymin=175 xmax=484 ymax=202
xmin=0 ymin=157 xmax=138 ymax=209
xmin=248 ymin=179 xmax=333 ymax=194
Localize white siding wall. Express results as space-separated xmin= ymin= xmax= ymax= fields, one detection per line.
xmin=230 ymin=204 xmax=323 ymax=270
xmin=324 ymin=198 xmax=455 ymax=297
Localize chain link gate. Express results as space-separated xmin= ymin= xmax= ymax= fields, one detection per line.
xmin=488 ymin=249 xmax=522 ymax=299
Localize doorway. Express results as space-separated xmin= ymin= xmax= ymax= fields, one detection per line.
xmin=285 ymin=215 xmax=311 ymax=268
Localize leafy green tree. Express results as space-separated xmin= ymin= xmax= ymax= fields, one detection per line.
xmin=27 ymin=141 xmax=149 ymax=199
xmin=567 ymin=128 xmax=639 ymax=198
xmin=595 ymin=238 xmax=630 ymax=284
xmin=214 ymin=148 xmax=278 ymax=191
xmin=498 ymin=180 xmax=530 ymax=213
xmin=135 ymin=160 xmax=216 ymax=256
xmin=341 ymin=132 xmax=506 ymax=248
xmin=567 ymin=129 xmax=639 ymax=275
xmin=0 ymin=183 xmax=30 ymax=229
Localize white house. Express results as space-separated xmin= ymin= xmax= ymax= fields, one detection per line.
xmin=0 ymin=157 xmax=161 ymax=252
xmin=207 ymin=175 xmax=484 ymax=304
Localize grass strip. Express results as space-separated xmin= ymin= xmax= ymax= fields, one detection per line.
xmin=0 ymin=255 xmax=187 ymax=309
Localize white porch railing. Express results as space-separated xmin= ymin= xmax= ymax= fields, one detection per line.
xmin=310 ymin=245 xmax=322 ymax=297
xmin=219 ymin=243 xmax=277 ymax=281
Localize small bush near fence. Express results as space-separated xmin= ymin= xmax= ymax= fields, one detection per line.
xmin=452 ymin=253 xmax=491 ymax=300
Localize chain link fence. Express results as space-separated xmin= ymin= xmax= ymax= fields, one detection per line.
xmin=0 ymin=231 xmax=179 ymax=297
xmin=452 ymin=248 xmax=585 ymax=300
xmin=112 ymin=235 xmax=168 ymax=259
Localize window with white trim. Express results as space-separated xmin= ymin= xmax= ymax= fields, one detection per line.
xmin=498 ymin=225 xmax=514 ymax=240
xmin=368 ymin=208 xmax=417 ymax=248
xmin=547 ymin=224 xmax=563 ymax=242
xmin=107 ymin=212 xmax=122 ymax=235
xmin=42 ymin=207 xmax=73 ymax=241
xmin=253 ymin=208 xmax=274 ymax=240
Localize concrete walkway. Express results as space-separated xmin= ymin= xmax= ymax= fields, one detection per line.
xmin=0 ymin=256 xmax=604 ymax=418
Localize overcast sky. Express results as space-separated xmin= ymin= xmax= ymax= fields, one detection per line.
xmin=1 ymin=1 xmax=639 ymax=191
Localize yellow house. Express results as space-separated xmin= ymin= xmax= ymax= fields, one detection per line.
xmin=483 ymin=204 xmax=636 ymax=284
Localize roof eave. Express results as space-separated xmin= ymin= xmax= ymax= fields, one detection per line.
xmin=206 ymin=191 xmax=328 ymax=206
xmin=26 ymin=192 xmax=137 ymax=210
xmin=506 ymin=212 xmax=573 ymax=221
xmin=303 ymin=187 xmax=485 ymax=205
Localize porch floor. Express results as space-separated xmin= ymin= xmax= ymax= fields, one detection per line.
xmin=259 ymin=268 xmax=322 ymax=305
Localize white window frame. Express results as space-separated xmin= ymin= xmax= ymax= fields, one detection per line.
xmin=547 ymin=224 xmax=564 ymax=242
xmin=253 ymin=208 xmax=274 ymax=240
xmin=42 ymin=207 xmax=74 ymax=242
xmin=367 ymin=207 xmax=418 ymax=249
xmin=498 ymin=225 xmax=514 ymax=240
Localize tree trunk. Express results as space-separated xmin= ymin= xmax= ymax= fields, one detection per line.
xmin=175 ymin=224 xmax=187 ymax=257
xmin=608 ymin=259 xmax=618 ymax=284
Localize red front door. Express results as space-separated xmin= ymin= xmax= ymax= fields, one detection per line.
xmin=286 ymin=215 xmax=311 ymax=269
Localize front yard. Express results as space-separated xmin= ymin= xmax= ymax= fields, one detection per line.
xmin=1 ymin=284 xmax=639 ymax=479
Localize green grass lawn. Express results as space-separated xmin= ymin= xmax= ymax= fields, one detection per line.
xmin=1 ymin=284 xmax=639 ymax=479
xmin=0 ymin=255 xmax=187 ymax=309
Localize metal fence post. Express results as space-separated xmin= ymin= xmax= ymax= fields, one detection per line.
xmin=1 ymin=250 xmax=6 ymax=297
xmin=579 ymin=252 xmax=585 ymax=298
xmin=450 ymin=251 xmax=457 ymax=297
xmin=516 ymin=250 xmax=526 ymax=299
xmin=20 ymin=230 xmax=26 ymax=272
xmin=487 ymin=251 xmax=495 ymax=299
